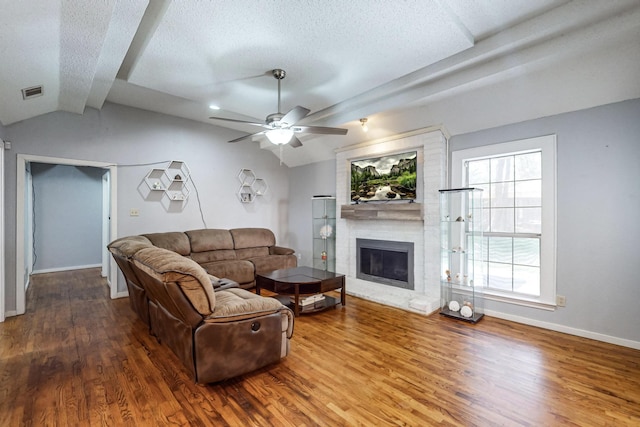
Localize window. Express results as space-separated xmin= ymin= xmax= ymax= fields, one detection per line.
xmin=452 ymin=135 xmax=556 ymax=309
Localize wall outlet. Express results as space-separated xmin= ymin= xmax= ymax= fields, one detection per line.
xmin=556 ymin=295 xmax=566 ymax=307
xmin=129 ymin=208 xmax=140 ymax=217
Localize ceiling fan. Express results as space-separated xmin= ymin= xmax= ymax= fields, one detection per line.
xmin=209 ymin=69 xmax=348 ymax=147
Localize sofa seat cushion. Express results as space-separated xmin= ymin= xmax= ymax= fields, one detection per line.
xmin=235 ymin=246 xmax=269 ymax=260
xmin=200 ymin=260 xmax=255 ymax=285
xmin=143 ymin=232 xmax=192 ymax=256
xmin=205 ymin=288 xmax=284 ymax=323
xmin=133 ymin=247 xmax=216 ymax=316
xmin=190 ymin=249 xmax=237 ymax=264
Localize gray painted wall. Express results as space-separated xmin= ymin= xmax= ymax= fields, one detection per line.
xmin=287 ymin=99 xmax=640 ymax=345
xmin=4 ymin=98 xmax=639 ymax=345
xmin=30 ymin=163 xmax=103 ymax=272
xmin=4 ymin=102 xmax=291 ymax=311
xmin=450 ymin=98 xmax=640 ymax=343
xmin=288 ymin=159 xmax=337 ymax=267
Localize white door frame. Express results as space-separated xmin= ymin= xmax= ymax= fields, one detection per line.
xmin=15 ymin=154 xmax=119 ymax=315
xmin=0 ymin=140 xmax=5 ymax=322
xmin=101 ymin=171 xmax=110 ymax=278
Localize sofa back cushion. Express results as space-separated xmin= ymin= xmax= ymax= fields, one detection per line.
xmin=186 ymin=229 xmax=237 ymax=264
xmin=132 ymin=247 xmax=216 ymax=316
xmin=143 ymin=232 xmax=191 ymax=256
xmin=230 ymin=228 xmax=276 ymax=249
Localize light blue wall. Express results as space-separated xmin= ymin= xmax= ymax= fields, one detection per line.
xmin=4 ymin=102 xmax=291 ymax=310
xmin=450 ymin=98 xmax=640 ymax=344
xmin=31 ymin=163 xmax=103 ymax=272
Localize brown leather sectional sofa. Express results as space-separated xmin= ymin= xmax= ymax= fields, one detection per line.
xmin=141 ymin=228 xmax=298 ymax=289
xmin=107 ymin=228 xmax=296 ymax=383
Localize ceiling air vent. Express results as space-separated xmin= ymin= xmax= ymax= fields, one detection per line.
xmin=21 ymin=85 xmax=43 ymax=100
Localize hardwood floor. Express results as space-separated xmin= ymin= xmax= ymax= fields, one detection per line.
xmin=1 ymin=268 xmax=639 ymax=426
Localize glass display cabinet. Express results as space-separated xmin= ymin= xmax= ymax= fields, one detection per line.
xmin=439 ymin=188 xmax=484 ymax=323
xmin=312 ymin=197 xmax=336 ymax=272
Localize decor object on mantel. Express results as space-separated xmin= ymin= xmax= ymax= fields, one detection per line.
xmin=439 ymin=188 xmax=484 ymax=323
xmin=237 ymin=169 xmax=268 ymax=203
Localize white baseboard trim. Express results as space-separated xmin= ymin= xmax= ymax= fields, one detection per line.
xmin=32 ymin=264 xmax=102 ymax=275
xmin=114 ymin=291 xmax=129 ymax=299
xmin=4 ymin=310 xmax=18 ymax=318
xmin=485 ymin=309 xmax=640 ymax=350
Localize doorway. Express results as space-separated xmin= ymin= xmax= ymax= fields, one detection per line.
xmin=15 ymin=154 xmax=119 ymax=316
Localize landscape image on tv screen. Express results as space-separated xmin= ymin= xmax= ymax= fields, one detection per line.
xmin=350 ymin=151 xmax=417 ymax=202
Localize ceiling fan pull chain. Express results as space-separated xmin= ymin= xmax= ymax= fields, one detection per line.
xmin=279 ymin=144 xmax=283 ymax=165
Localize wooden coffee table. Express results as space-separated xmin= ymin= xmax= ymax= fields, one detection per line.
xmin=256 ymin=266 xmax=345 ymax=317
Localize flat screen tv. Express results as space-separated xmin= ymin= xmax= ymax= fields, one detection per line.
xmin=350 ymin=151 xmax=417 ymax=202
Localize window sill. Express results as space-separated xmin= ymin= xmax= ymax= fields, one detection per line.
xmin=482 ymin=290 xmax=557 ymax=311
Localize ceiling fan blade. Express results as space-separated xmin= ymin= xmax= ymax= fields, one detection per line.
xmin=228 ymin=131 xmax=265 ymax=143
xmin=292 ymin=125 xmax=348 ymax=135
xmin=289 ymin=135 xmax=303 ymax=148
xmin=281 ymin=106 xmax=310 ymax=125
xmin=210 ymin=116 xmax=265 ymax=127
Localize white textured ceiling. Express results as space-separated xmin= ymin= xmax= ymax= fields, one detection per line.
xmin=1 ymin=0 xmax=639 ymax=166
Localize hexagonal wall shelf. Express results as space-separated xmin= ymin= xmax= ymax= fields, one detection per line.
xmin=145 ymin=168 xmax=170 ymax=191
xmin=253 ymin=178 xmax=268 ymax=196
xmin=144 ymin=161 xmax=191 ymax=205
xmin=237 ymin=169 xmax=267 ymax=203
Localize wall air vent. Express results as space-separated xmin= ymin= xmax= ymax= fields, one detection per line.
xmin=21 ymin=85 xmax=43 ymax=100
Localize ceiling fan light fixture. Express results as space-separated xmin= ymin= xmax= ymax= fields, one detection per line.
xmin=209 ymin=104 xmax=220 ymax=110
xmin=210 ymin=68 xmax=347 ymax=146
xmin=360 ymin=118 xmax=369 ymax=132
xmin=266 ymin=128 xmax=294 ymax=145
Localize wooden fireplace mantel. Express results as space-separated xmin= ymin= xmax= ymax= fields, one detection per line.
xmin=340 ymin=203 xmax=423 ymax=221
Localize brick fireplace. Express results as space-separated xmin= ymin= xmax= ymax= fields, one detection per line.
xmin=335 ymin=128 xmax=446 ymax=314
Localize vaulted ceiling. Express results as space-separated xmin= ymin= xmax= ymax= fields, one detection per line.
xmin=1 ymin=0 xmax=639 ymax=166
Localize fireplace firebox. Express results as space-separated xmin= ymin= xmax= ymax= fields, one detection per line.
xmin=356 ymin=238 xmax=414 ymax=290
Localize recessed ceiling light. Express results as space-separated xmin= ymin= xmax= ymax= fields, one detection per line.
xmin=209 ymin=104 xmax=220 ymax=110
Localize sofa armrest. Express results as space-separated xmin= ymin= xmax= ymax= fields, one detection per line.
xmin=204 ymin=288 xmax=287 ymax=323
xmin=270 ymin=246 xmax=295 ymax=255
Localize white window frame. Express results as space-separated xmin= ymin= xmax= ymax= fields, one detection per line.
xmin=452 ymin=135 xmax=557 ymax=310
